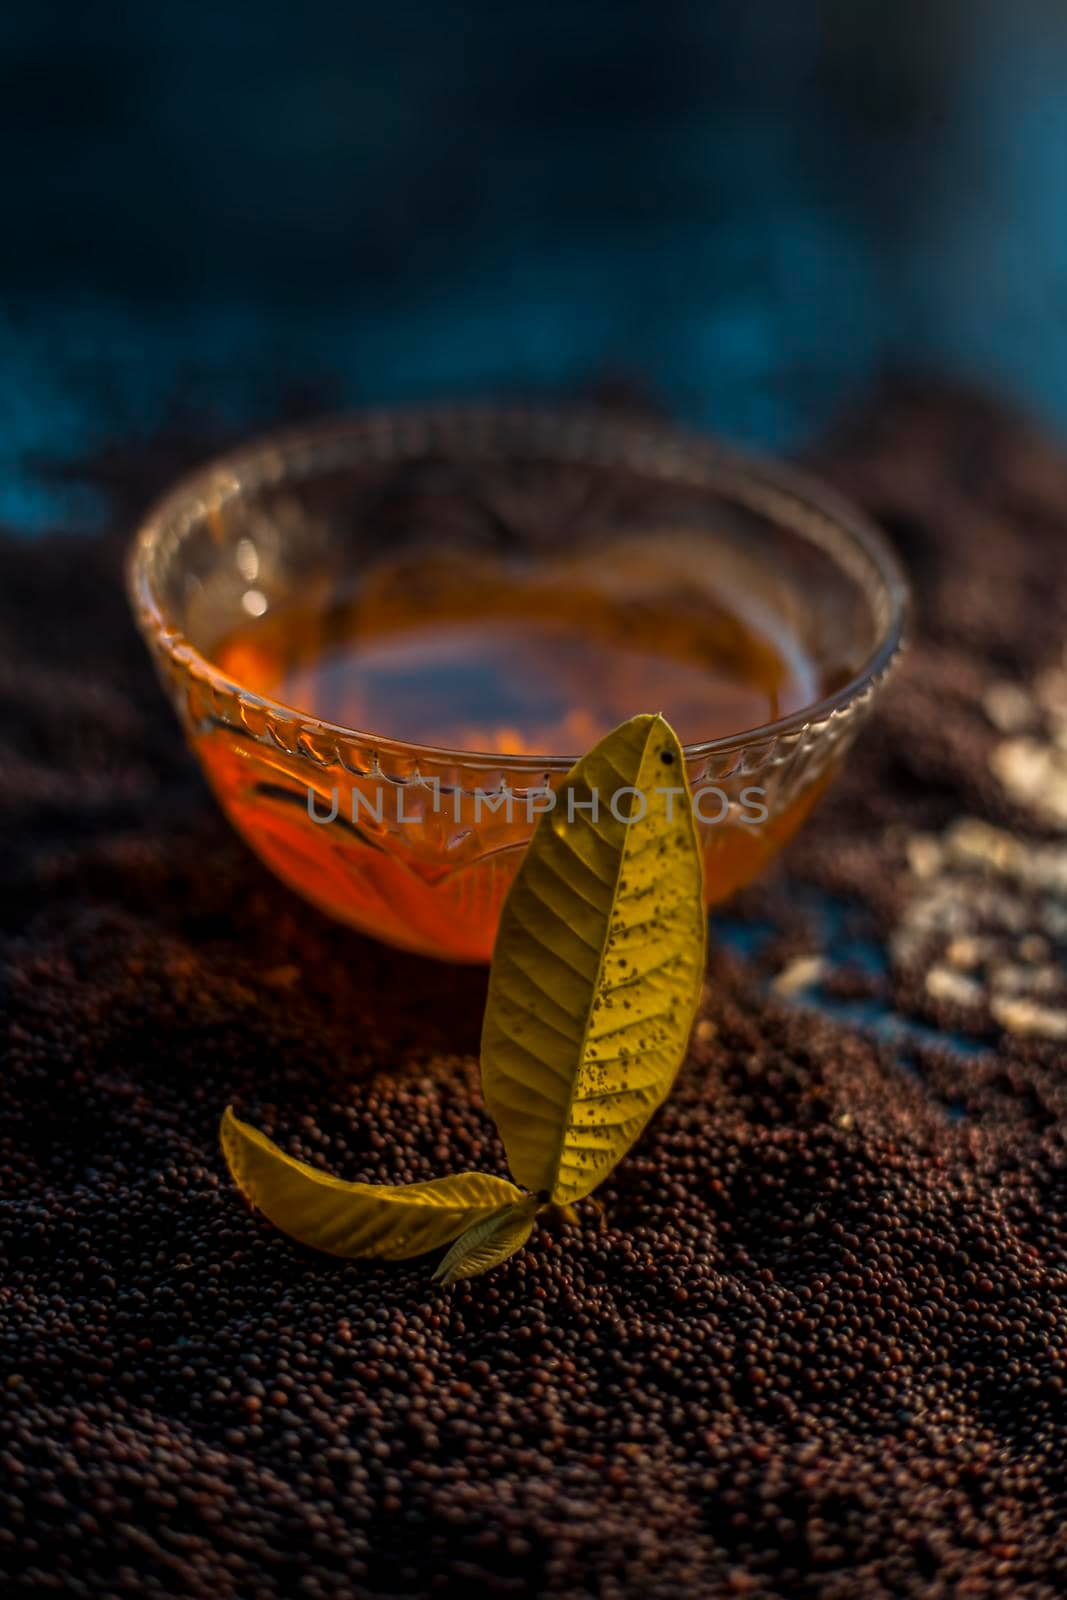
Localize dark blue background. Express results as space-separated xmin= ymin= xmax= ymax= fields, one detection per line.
xmin=4 ymin=1 xmax=1067 ymax=530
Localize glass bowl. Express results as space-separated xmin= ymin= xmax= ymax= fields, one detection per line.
xmin=127 ymin=407 xmax=908 ymax=962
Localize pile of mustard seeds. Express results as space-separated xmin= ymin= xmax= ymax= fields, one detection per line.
xmin=1 ymin=382 xmax=1065 ymax=1599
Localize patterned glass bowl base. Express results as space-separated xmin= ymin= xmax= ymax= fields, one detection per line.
xmin=128 ymin=408 xmax=908 ymax=962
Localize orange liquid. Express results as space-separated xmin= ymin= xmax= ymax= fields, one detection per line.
xmin=198 ymin=548 xmax=829 ymax=960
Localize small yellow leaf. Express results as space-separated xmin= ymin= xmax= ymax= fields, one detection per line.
xmin=481 ymin=713 xmax=706 ymax=1205
xmin=220 ymin=1107 xmax=524 ymax=1259
xmin=432 ymin=1195 xmax=542 ymax=1285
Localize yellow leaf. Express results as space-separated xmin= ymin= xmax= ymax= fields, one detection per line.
xmin=220 ymin=1106 xmax=524 ymax=1259
xmin=481 ymin=713 xmax=706 ymax=1205
xmin=432 ymin=1195 xmax=542 ymax=1285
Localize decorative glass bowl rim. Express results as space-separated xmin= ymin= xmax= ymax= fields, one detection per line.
xmin=127 ymin=404 xmax=910 ymax=773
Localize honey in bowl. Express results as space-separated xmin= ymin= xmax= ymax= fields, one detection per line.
xmin=201 ymin=536 xmax=829 ymax=961
xmin=129 ymin=411 xmax=907 ymax=963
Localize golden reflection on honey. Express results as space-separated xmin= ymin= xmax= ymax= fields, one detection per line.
xmin=198 ymin=542 xmax=828 ymax=961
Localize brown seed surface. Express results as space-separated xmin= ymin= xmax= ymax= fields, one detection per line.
xmin=2 ymin=383 xmax=1067 ymax=1598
